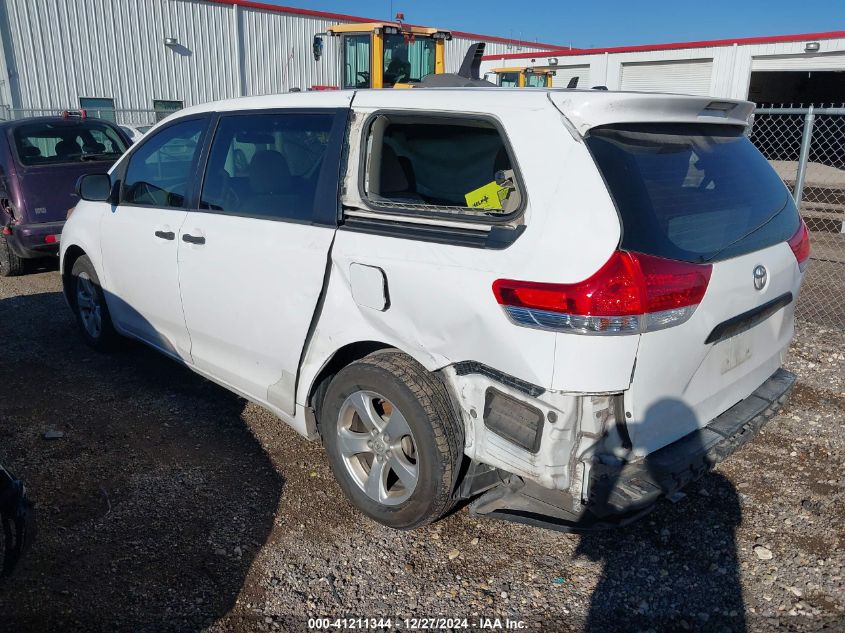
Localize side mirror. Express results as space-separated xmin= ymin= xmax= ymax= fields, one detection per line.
xmin=76 ymin=173 xmax=112 ymax=202
xmin=312 ymin=35 xmax=323 ymax=61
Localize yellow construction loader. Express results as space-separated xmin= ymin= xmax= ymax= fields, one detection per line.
xmin=312 ymin=16 xmax=452 ymax=89
xmin=490 ymin=66 xmax=559 ymax=88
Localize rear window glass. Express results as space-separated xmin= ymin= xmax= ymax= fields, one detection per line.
xmin=586 ymin=123 xmax=800 ymax=262
xmin=363 ymin=114 xmax=523 ymax=221
xmin=13 ymin=121 xmax=127 ymax=166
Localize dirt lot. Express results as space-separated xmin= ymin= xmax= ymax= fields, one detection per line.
xmin=1 ymin=269 xmax=843 ymax=633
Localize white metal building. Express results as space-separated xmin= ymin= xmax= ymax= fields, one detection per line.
xmin=0 ymin=0 xmax=558 ymax=121
xmin=480 ymin=30 xmax=845 ymax=105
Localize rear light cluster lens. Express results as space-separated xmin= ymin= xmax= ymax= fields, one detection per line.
xmin=787 ymin=220 xmax=810 ymax=272
xmin=493 ymin=251 xmax=712 ymax=335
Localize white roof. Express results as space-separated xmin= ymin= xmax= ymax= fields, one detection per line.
xmin=172 ymin=88 xmax=754 ymax=136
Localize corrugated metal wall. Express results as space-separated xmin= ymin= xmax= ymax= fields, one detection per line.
xmin=0 ymin=0 xmax=552 ymax=112
xmin=240 ymin=5 xmax=342 ymax=95
xmin=1 ymin=0 xmax=239 ymax=110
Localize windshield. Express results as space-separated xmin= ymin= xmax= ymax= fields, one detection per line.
xmin=525 ymin=73 xmax=547 ymax=87
xmin=13 ymin=120 xmax=127 ymax=166
xmin=498 ymin=72 xmax=519 ymax=87
xmin=383 ymin=33 xmax=436 ymax=86
xmin=586 ymin=123 xmax=799 ymax=263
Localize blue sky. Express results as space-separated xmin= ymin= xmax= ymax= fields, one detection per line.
xmin=262 ymin=0 xmax=844 ymax=48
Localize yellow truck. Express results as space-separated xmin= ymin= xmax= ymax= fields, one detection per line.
xmin=313 ymin=20 xmax=452 ymax=89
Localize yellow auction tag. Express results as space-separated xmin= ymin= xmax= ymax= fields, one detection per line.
xmin=464 ymin=181 xmax=509 ymax=210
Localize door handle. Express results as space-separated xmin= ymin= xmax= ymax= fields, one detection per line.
xmin=182 ymin=233 xmax=206 ymax=245
xmin=154 ymin=230 xmax=175 ymax=240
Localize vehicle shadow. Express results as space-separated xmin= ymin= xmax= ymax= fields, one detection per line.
xmin=0 ymin=289 xmax=283 ymax=632
xmin=574 ymin=401 xmax=747 ymax=633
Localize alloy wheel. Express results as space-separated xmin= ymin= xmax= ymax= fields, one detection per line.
xmin=336 ymin=390 xmax=419 ymax=506
xmin=75 ymin=272 xmax=103 ymax=339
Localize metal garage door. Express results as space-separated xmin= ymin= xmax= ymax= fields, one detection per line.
xmin=551 ymin=65 xmax=590 ymax=89
xmin=620 ymin=59 xmax=713 ymax=95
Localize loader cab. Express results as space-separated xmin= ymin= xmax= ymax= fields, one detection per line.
xmin=320 ymin=22 xmax=451 ymax=89
xmin=492 ymin=67 xmax=555 ymax=88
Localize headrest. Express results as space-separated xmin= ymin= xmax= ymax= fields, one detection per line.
xmin=249 ymin=150 xmax=292 ymax=195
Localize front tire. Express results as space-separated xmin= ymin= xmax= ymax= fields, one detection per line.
xmin=0 ymin=235 xmax=26 ymax=277
xmin=321 ymin=350 xmax=464 ymax=529
xmin=70 ymin=255 xmax=119 ymax=351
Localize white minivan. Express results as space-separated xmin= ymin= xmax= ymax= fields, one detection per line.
xmin=60 ymin=88 xmax=808 ymax=530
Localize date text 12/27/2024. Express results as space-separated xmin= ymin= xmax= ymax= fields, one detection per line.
xmin=307 ymin=618 xmax=529 ymax=630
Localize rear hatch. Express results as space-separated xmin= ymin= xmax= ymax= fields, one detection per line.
xmin=10 ymin=119 xmax=127 ymax=223
xmin=585 ymin=122 xmax=806 ymax=455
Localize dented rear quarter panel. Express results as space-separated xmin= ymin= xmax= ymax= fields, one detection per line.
xmin=297 ymin=93 xmax=637 ymax=412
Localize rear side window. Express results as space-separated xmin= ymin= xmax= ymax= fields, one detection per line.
xmin=363 ymin=114 xmax=523 ymax=221
xmin=13 ymin=121 xmax=127 ymax=166
xmin=586 ymin=123 xmax=799 ymax=263
xmin=199 ymin=112 xmax=333 ymax=222
xmin=122 ymin=118 xmax=205 ymax=208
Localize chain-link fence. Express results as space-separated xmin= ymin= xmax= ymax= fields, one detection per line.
xmin=750 ymin=105 xmax=845 ymax=329
xmin=0 ymin=106 xmax=163 ymax=127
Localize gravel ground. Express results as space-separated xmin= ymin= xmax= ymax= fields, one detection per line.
xmin=0 ymin=269 xmax=843 ymax=633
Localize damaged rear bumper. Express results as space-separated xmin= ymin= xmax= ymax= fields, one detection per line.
xmin=469 ymin=368 xmax=796 ymax=531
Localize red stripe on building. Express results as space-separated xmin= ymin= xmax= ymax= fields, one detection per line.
xmin=480 ymin=29 xmax=845 ymax=61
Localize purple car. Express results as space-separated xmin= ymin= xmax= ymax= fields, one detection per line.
xmin=0 ymin=112 xmax=129 ymax=276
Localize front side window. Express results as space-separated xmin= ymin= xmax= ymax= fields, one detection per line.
xmin=200 ymin=112 xmax=333 ymax=222
xmin=343 ymin=35 xmax=371 ymax=89
xmin=363 ymin=114 xmax=522 ymax=220
xmin=13 ymin=121 xmax=127 ymax=166
xmin=382 ymin=34 xmax=436 ymax=86
xmin=122 ymin=118 xmax=205 ymax=208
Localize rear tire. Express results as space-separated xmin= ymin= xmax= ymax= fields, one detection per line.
xmin=0 ymin=235 xmax=26 ymax=277
xmin=321 ymin=350 xmax=464 ymax=529
xmin=70 ymin=255 xmax=119 ymax=351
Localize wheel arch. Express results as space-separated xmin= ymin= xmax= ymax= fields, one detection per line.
xmin=61 ymin=244 xmax=87 ymax=304
xmin=305 ymin=340 xmax=393 ymax=429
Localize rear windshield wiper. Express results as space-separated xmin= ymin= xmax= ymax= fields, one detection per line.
xmin=80 ymin=152 xmax=120 ymax=161
xmin=704 ymin=196 xmax=791 ymax=262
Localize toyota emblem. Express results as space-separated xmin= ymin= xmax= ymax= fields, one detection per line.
xmin=753 ymin=265 xmax=767 ymax=291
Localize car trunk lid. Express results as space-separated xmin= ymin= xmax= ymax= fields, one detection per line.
xmin=624 ymin=244 xmax=800 ymax=454
xmin=17 ymin=163 xmax=108 ymax=223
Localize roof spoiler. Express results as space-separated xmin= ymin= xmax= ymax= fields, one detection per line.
xmin=457 ymin=42 xmax=486 ymax=80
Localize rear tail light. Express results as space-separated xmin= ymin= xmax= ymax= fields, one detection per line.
xmin=493 ymin=251 xmax=712 ymax=335
xmin=787 ymin=220 xmax=810 ymax=272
